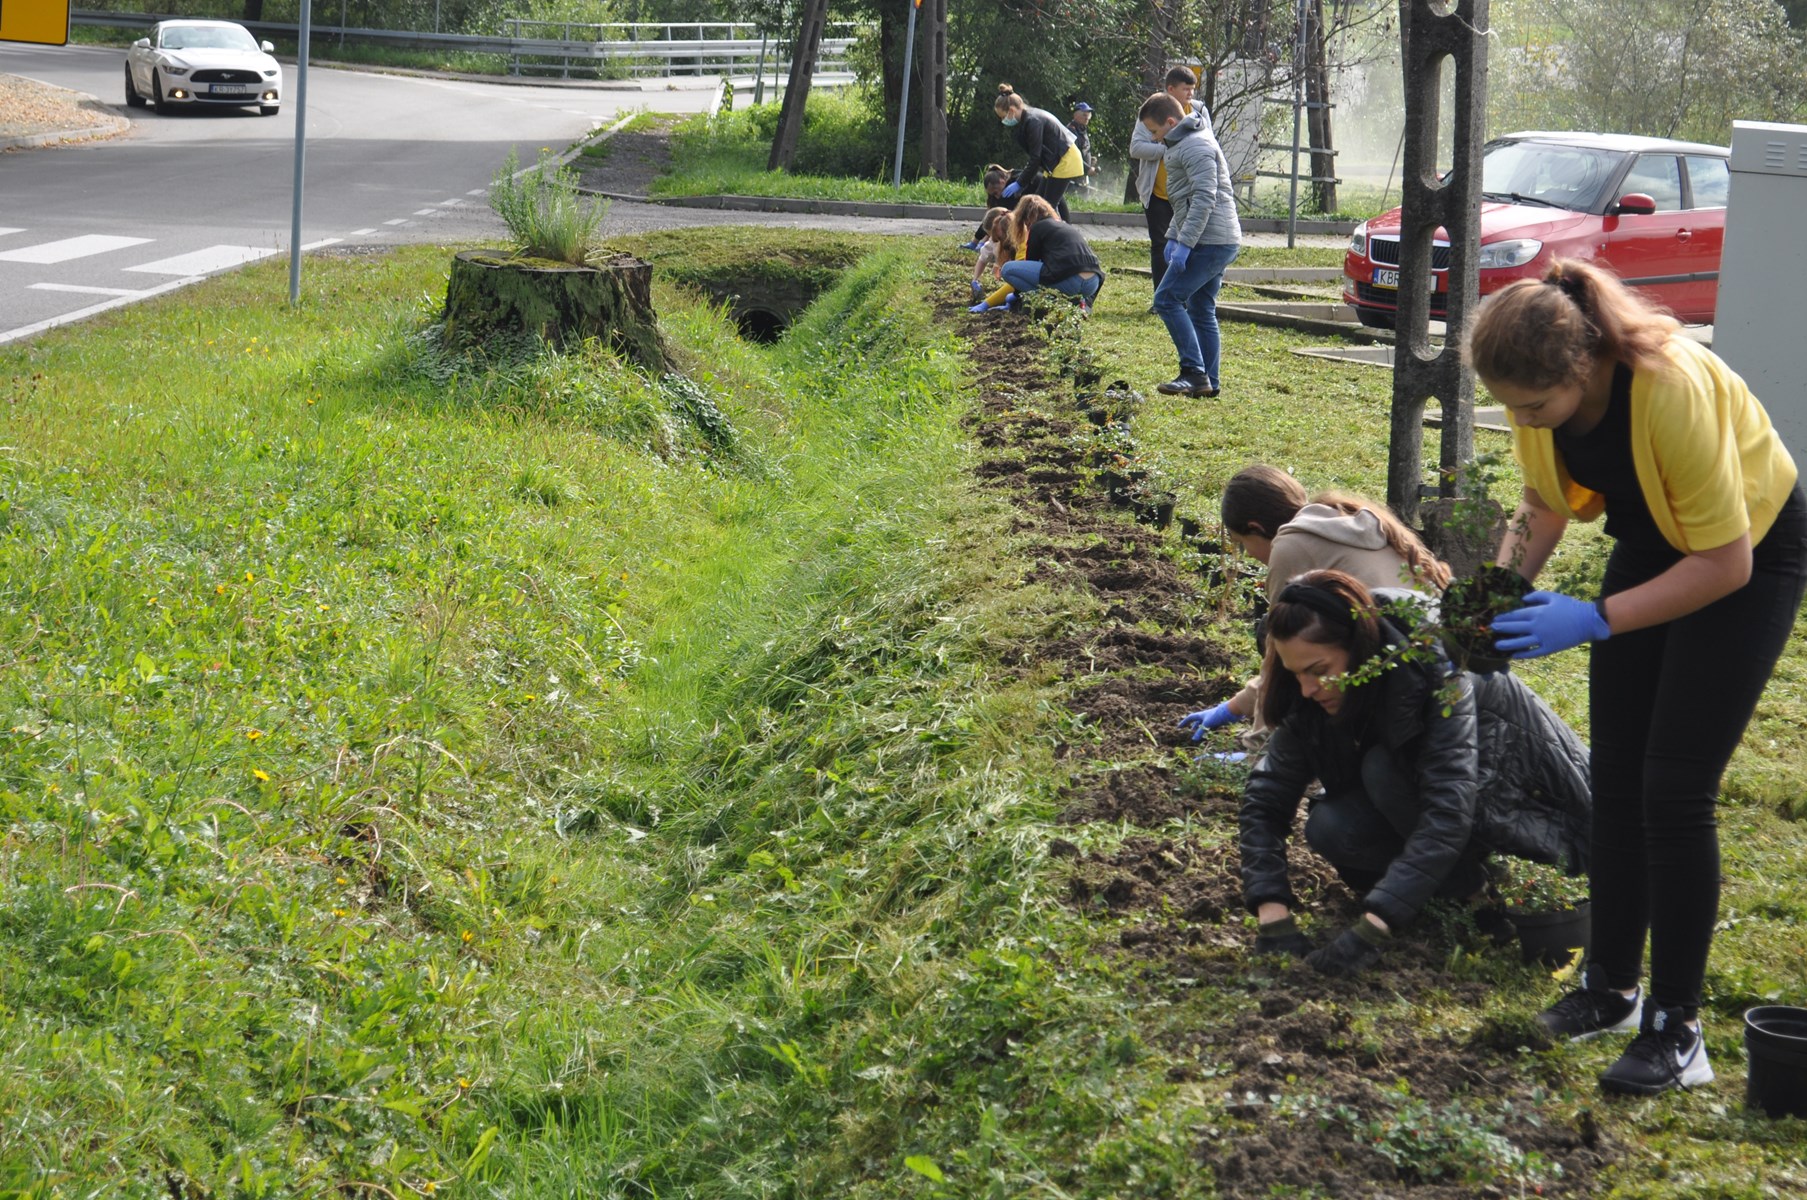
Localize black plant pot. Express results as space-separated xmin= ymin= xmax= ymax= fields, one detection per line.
xmin=1440 ymin=565 xmax=1533 ymax=675
xmin=1512 ymin=902 xmax=1590 ymax=968
xmin=1745 ymin=1006 xmax=1807 ymax=1119
xmin=1132 ymin=495 xmax=1176 ymax=530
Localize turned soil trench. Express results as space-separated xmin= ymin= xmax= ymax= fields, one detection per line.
xmin=941 ymin=260 xmax=1620 ymax=1197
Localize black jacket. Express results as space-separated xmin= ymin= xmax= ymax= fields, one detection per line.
xmin=1240 ymin=628 xmax=1590 ymax=929
xmin=1024 ymin=220 xmax=1103 ymax=286
xmin=1010 ymin=106 xmax=1075 ymax=192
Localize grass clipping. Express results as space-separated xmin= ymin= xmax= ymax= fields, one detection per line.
xmin=489 ymin=146 xmax=613 ymax=266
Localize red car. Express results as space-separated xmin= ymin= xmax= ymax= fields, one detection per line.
xmin=1344 ymin=131 xmax=1731 ymax=328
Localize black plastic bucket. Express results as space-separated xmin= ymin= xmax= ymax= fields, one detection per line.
xmin=1744 ymin=1006 xmax=1807 ymax=1118
xmin=1512 ymin=903 xmax=1590 ymax=968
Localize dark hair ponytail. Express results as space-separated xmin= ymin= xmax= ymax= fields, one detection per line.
xmin=1221 ymin=465 xmax=1309 ymax=540
xmin=994 ymin=84 xmax=1023 ymax=115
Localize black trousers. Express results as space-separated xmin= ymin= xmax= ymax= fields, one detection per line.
xmin=1304 ymin=745 xmax=1487 ymax=909
xmin=1145 ymin=196 xmax=1174 ymax=289
xmin=1586 ymin=495 xmax=1807 ymax=1018
xmin=1036 ymin=175 xmax=1073 ymax=222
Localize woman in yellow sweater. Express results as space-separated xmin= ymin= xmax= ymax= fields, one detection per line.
xmin=1465 ymin=259 xmax=1807 ymax=1097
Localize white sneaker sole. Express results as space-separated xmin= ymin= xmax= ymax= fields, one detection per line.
xmin=1572 ymin=992 xmax=1644 ymax=1041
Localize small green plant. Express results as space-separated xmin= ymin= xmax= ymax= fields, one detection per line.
xmin=1359 ymin=1098 xmax=1562 ymax=1188
xmin=488 ymin=146 xmax=612 ymax=265
xmin=1499 ymin=859 xmax=1590 ymax=913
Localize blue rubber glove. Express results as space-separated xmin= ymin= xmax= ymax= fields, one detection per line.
xmin=1164 ymin=240 xmax=1191 ymax=270
xmin=1177 ymin=701 xmax=1242 ymax=742
xmin=969 ymin=300 xmax=992 ymax=313
xmin=1491 ymin=590 xmax=1611 ymax=659
xmin=971 ymin=280 xmax=984 ymax=298
xmin=1001 ymin=181 xmax=1022 ymax=200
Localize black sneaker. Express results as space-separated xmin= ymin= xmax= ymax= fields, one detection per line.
xmin=1599 ymin=1005 xmax=1714 ymax=1095
xmin=1537 ymin=965 xmax=1643 ymax=1040
xmin=1156 ymin=373 xmax=1212 ymax=397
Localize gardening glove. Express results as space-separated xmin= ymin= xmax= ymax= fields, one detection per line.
xmin=969 ymin=300 xmax=992 ymax=314
xmin=1252 ymin=914 xmax=1313 ymax=959
xmin=1177 ymin=701 xmax=1242 ymax=742
xmin=1164 ymin=240 xmax=1191 ymax=270
xmin=1306 ymin=918 xmax=1389 ymax=978
xmin=971 ymin=280 xmax=984 ymax=299
xmin=1490 ymin=591 xmax=1610 ymax=659
xmin=1001 ymin=181 xmax=1022 ymax=200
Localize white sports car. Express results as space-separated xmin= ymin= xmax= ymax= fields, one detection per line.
xmin=125 ymin=19 xmax=282 ymax=116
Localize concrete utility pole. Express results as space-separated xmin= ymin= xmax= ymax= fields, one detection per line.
xmin=919 ymin=0 xmax=948 ymax=179
xmin=768 ymin=0 xmax=829 ymax=171
xmin=1386 ymin=0 xmax=1490 ymax=529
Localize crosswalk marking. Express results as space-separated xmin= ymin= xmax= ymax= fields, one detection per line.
xmin=124 ymin=245 xmax=280 ymax=276
xmin=347 ymin=228 xmax=377 ymax=237
xmin=298 ymin=238 xmax=343 ymax=252
xmin=383 ymin=218 xmax=409 ymax=226
xmin=413 ymin=208 xmax=438 ymax=216
xmin=0 ymin=234 xmax=152 ymax=264
xmin=467 ymin=188 xmax=486 ymax=196
xmin=29 ymin=283 xmax=146 ymax=297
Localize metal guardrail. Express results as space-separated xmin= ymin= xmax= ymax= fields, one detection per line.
xmin=72 ymin=10 xmax=858 ymax=82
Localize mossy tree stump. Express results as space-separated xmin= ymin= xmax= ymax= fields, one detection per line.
xmin=442 ymin=250 xmax=668 ymax=370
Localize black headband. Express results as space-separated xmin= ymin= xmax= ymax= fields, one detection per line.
xmin=1276 ymin=582 xmax=1359 ymax=629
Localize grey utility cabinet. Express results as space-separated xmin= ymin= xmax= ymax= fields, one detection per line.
xmin=1713 ymin=120 xmax=1807 ymax=463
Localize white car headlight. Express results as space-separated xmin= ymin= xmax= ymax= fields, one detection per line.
xmin=1350 ymin=222 xmax=1368 ymax=258
xmin=162 ymin=63 xmax=191 ymax=76
xmin=1478 ymin=238 xmax=1542 ymax=269
xmin=262 ymin=69 xmax=278 ymax=78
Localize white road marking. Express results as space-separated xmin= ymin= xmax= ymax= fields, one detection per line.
xmin=467 ymin=188 xmax=486 ymax=196
xmin=383 ymin=218 xmax=409 ymax=226
xmin=439 ymin=199 xmax=463 ymax=206
xmin=29 ymin=283 xmax=145 ymax=297
xmin=0 ymin=234 xmax=152 ymax=264
xmin=413 ymin=208 xmax=438 ymax=216
xmin=0 ymin=276 xmax=203 ymax=347
xmin=346 ymin=228 xmax=377 ymax=237
xmin=298 ymin=238 xmax=343 ymax=251
xmin=0 ymin=228 xmax=23 ymax=239
xmin=124 ymin=245 xmax=281 ymax=276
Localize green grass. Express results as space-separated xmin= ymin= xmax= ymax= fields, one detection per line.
xmin=1 ymin=229 xmax=1802 ymax=1199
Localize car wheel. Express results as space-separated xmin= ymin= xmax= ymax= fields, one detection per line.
xmin=1354 ymin=307 xmax=1396 ymax=330
xmin=125 ymin=65 xmax=146 ymax=108
xmin=151 ymin=69 xmax=165 ymax=109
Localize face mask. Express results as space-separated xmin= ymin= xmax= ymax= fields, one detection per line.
xmin=1001 ymin=116 xmax=1019 ymax=127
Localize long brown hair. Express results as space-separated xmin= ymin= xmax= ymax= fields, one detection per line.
xmin=1221 ymin=466 xmax=1451 ymax=590
xmin=1463 ymin=258 xmax=1681 ymax=389
xmin=1260 ymin=569 xmax=1385 ymax=729
xmin=994 ymin=83 xmax=1024 ymax=116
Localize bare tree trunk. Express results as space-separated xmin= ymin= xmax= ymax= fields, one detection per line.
xmin=768 ymin=0 xmax=830 ymax=172
xmin=1143 ymin=0 xmax=1175 ymax=96
xmin=920 ymin=0 xmax=949 ymax=179
xmin=1305 ymin=0 xmax=1337 ymax=212
xmin=878 ymin=2 xmax=904 ymax=132
xmin=244 ymin=0 xmax=266 ymax=20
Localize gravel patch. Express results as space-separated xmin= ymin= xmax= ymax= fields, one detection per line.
xmin=0 ymin=73 xmax=125 ymax=145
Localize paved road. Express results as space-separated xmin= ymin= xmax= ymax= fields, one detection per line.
xmin=0 ymin=42 xmax=719 ymax=344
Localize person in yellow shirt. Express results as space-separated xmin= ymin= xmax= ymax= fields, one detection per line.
xmin=1465 ymin=258 xmax=1807 ymax=1098
xmin=993 ymin=84 xmax=1086 ymax=221
xmin=1129 ymin=67 xmax=1210 ymax=291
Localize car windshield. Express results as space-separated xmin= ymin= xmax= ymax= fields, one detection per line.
xmin=161 ymin=25 xmax=259 ymax=51
xmin=1481 ymin=141 xmax=1627 ymax=213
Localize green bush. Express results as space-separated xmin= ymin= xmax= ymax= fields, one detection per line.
xmin=488 ymin=146 xmax=612 ymax=265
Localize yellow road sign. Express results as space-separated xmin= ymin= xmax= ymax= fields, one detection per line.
xmin=1 ymin=0 xmax=71 ymax=46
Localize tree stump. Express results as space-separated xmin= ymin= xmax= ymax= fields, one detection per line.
xmin=441 ymin=250 xmax=668 ymax=371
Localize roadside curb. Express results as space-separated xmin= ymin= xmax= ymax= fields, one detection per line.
xmin=0 ymin=93 xmax=130 ymax=152
xmin=574 ymin=191 xmax=1358 ymax=234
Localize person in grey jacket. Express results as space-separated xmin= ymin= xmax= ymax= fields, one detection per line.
xmin=1127 ymin=67 xmax=1213 ymax=289
xmin=1138 ymin=91 xmax=1242 ymax=398
xmin=1241 ymin=570 xmax=1591 ymax=977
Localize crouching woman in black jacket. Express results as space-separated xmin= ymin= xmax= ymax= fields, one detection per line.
xmin=1240 ymin=569 xmax=1591 ymax=977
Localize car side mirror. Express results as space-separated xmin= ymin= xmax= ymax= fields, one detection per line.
xmin=261 ymin=40 xmax=275 ymax=53
xmin=1611 ymin=193 xmax=1658 ymax=216
xmin=133 ymin=37 xmax=150 ymax=48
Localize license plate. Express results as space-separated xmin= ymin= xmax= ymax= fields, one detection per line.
xmin=1371 ymin=267 xmax=1448 ymax=292
xmin=210 ymin=84 xmax=250 ymax=95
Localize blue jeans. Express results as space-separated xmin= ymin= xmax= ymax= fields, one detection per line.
xmin=1000 ymin=259 xmax=1101 ymax=302
xmin=1151 ymin=241 xmax=1240 ymax=384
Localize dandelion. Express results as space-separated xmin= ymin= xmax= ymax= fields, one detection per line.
xmin=523 ymin=693 xmax=537 ymax=702
xmin=244 ymin=571 xmax=255 ymax=583
xmin=335 ymin=876 xmax=348 ymax=885
xmin=332 ymin=907 xmax=348 ymax=917
xmin=215 ymin=584 xmax=227 ymax=595
xmin=461 ymin=929 xmax=474 ymax=943
xmin=252 ymin=769 xmax=270 ymax=782
xmin=457 ymin=1077 xmax=472 ymax=1090
xmin=245 ymin=729 xmax=264 ymax=741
